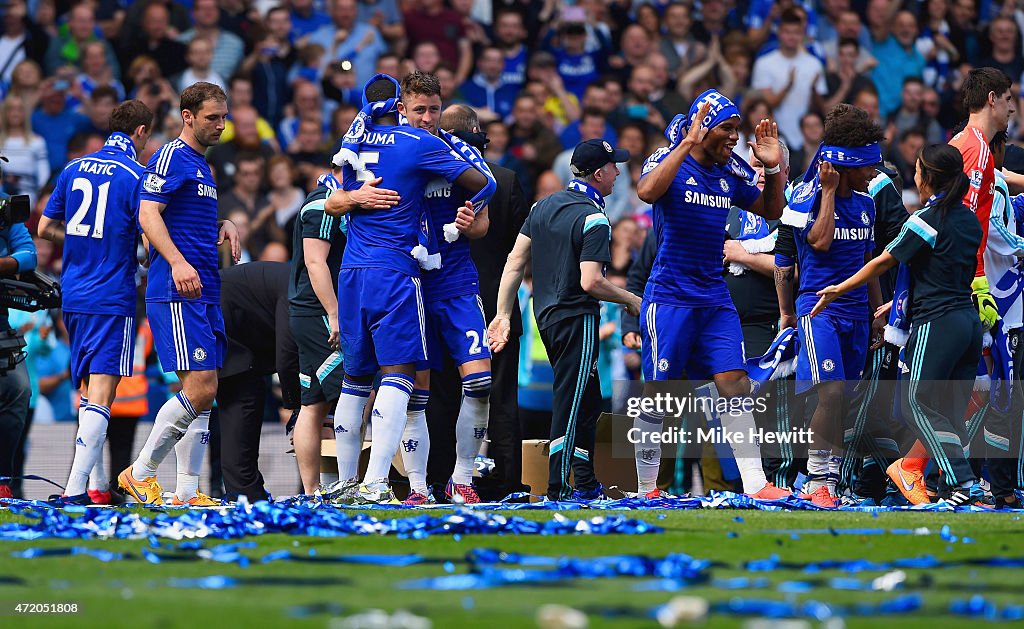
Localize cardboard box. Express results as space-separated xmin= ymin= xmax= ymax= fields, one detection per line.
xmin=520 ymin=413 xmax=638 ymax=499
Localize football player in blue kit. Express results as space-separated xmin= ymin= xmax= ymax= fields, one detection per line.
xmin=397 ymin=75 xmax=494 ymax=506
xmin=785 ymin=104 xmax=885 ymax=508
xmin=632 ymin=89 xmax=791 ymax=501
xmin=37 ymin=100 xmax=155 ymax=505
xmin=327 ymin=75 xmax=492 ymax=504
xmin=118 ymin=83 xmax=242 ymax=507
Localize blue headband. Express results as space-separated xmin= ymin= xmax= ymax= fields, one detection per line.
xmin=662 ymin=89 xmax=755 ymax=184
xmin=333 ymin=74 xmax=402 ymax=170
xmin=800 ymin=143 xmax=882 ymax=183
xmin=783 ymin=142 xmax=882 ymax=228
xmin=359 ymin=73 xmax=401 ymax=110
xmin=685 ymin=89 xmax=741 ymax=131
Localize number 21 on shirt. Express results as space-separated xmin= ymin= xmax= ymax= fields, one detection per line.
xmin=66 ymin=177 xmax=109 ymax=239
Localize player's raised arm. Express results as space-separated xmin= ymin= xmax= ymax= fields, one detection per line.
xmin=637 ymin=101 xmax=711 ymax=204
xmin=748 ymin=118 xmax=786 ymax=220
xmin=139 ymin=198 xmax=202 ymax=299
xmin=805 ymin=161 xmax=839 ymax=252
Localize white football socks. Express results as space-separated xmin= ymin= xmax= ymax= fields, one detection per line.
xmin=453 ymin=372 xmax=490 ymax=485
xmin=132 ymin=392 xmax=197 ymax=479
xmin=363 ymin=374 xmax=413 ymax=484
xmin=703 ymin=382 xmax=769 ymax=494
xmin=805 ymin=449 xmax=831 ymax=494
xmin=334 ymin=378 xmax=372 ymax=481
xmin=633 ymin=410 xmax=664 ymax=495
xmin=401 ymin=389 xmax=430 ymax=494
xmin=65 ymin=403 xmax=110 ymax=496
xmin=174 ymin=410 xmax=210 ymax=500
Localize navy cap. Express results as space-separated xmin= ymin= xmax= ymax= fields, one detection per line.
xmin=570 ymin=139 xmax=629 ymax=177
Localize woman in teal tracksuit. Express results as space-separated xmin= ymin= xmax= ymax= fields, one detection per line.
xmin=812 ymin=143 xmax=983 ymax=507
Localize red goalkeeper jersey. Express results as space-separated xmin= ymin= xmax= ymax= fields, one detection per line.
xmin=949 ymin=125 xmax=994 ymax=277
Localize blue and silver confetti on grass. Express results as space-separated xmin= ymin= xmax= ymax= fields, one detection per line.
xmin=0 ymin=499 xmax=660 ymax=541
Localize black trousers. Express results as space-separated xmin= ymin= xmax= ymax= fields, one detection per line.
xmin=0 ymin=362 xmax=29 ymax=488
xmin=842 ymin=342 xmax=914 ymax=500
xmin=216 ymin=372 xmax=270 ymax=501
xmin=984 ymin=327 xmax=1024 ymax=501
xmin=539 ymin=313 xmax=602 ymax=500
xmin=902 ymin=309 xmax=982 ymax=493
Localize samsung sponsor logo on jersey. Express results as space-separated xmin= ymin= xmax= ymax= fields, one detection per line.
xmin=683 ymin=190 xmax=731 ymax=209
xmin=77 ymin=160 xmax=117 ymax=176
xmin=833 ymin=226 xmax=872 ymax=240
xmin=197 ymin=183 xmax=218 ymax=199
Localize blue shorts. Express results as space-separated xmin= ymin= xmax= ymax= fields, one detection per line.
xmin=64 ymin=312 xmax=135 ymax=388
xmin=148 ymin=301 xmax=226 ymax=373
xmin=338 ymin=267 xmax=426 ymax=377
xmin=795 ymin=313 xmax=869 ymax=394
xmin=640 ymin=300 xmax=746 ymax=381
xmin=418 ymin=294 xmax=491 ymax=371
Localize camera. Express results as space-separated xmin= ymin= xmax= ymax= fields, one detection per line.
xmin=0 ymin=192 xmax=30 ymax=228
xmin=0 ymin=192 xmax=61 ymax=373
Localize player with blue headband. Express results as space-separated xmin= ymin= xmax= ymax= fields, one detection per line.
xmin=632 ymin=88 xmax=789 ymax=502
xmin=326 ymin=74 xmax=492 ymax=505
xmin=781 ymin=103 xmax=885 ymax=508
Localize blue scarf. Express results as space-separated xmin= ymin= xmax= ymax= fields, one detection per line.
xmin=434 ymin=128 xmax=497 ymax=244
xmin=884 ymin=194 xmax=945 ymax=347
xmin=414 ymin=128 xmax=498 ymax=270
xmin=317 ymin=172 xmax=340 ymax=190
xmin=745 ymin=327 xmax=800 ymax=395
xmin=884 ymin=264 xmax=912 ymax=347
xmin=729 ymin=210 xmax=774 ymax=275
xmin=567 ymin=179 xmax=605 ymax=208
xmin=665 ymin=89 xmax=757 ymax=185
xmin=989 ymin=320 xmax=1015 ymax=414
xmin=103 ymin=132 xmax=136 ymax=162
xmin=781 ymin=142 xmax=882 ymax=228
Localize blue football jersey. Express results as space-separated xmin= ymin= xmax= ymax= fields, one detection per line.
xmin=421 ymin=180 xmax=479 ymax=302
xmin=140 ymin=139 xmax=221 ymax=304
xmin=794 ymin=188 xmax=875 ymax=319
xmin=641 ymin=150 xmax=761 ymax=307
xmin=43 ymin=133 xmax=143 ymax=316
xmin=341 ymin=121 xmax=472 ymax=276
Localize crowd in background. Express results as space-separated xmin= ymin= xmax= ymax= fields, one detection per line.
xmin=4 ymin=0 xmax=1023 ymax=460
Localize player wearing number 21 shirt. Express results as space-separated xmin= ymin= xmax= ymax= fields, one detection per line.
xmin=37 ymin=101 xmax=156 ymax=505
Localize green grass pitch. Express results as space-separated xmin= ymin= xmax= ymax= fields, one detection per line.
xmin=1 ymin=508 xmax=1022 ymax=628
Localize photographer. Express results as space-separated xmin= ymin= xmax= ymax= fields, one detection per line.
xmin=0 ymin=198 xmax=36 ymax=500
